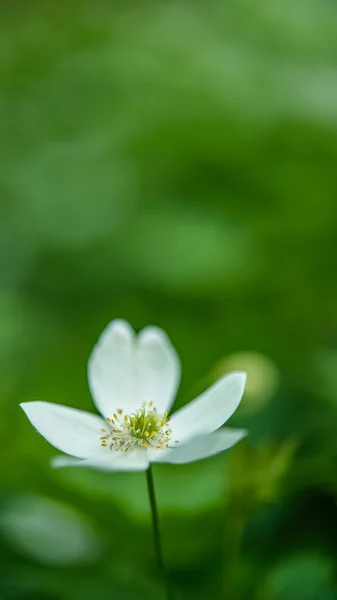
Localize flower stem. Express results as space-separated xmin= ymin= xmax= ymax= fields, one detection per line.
xmin=146 ymin=465 xmax=172 ymax=599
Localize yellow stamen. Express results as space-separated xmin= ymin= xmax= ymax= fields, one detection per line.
xmin=99 ymin=401 xmax=174 ymax=452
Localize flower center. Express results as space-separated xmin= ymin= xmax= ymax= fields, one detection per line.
xmin=100 ymin=402 xmax=172 ymax=452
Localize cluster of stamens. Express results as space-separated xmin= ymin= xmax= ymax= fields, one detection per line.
xmin=100 ymin=402 xmax=173 ymax=452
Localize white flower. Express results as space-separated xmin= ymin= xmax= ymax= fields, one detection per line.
xmin=20 ymin=320 xmax=247 ymax=472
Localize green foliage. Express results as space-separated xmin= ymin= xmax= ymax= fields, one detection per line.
xmin=260 ymin=554 xmax=336 ymax=600
xmin=1 ymin=1 xmax=337 ymax=599
xmin=0 ymin=494 xmax=102 ymax=566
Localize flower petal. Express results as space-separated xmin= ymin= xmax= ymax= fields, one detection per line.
xmin=169 ymin=371 xmax=247 ymax=443
xmin=137 ymin=326 xmax=180 ymax=413
xmin=20 ymin=402 xmax=105 ymax=459
xmin=88 ymin=319 xmax=136 ymax=418
xmin=51 ymin=455 xmax=83 ymax=468
xmin=78 ymin=448 xmax=149 ymax=471
xmin=88 ymin=319 xmax=180 ymax=417
xmin=51 ymin=450 xmax=149 ymax=471
xmin=148 ymin=428 xmax=247 ymax=464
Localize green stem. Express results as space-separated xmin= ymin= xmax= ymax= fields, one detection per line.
xmin=146 ymin=465 xmax=172 ymax=599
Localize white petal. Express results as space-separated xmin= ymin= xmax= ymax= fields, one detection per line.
xmin=137 ymin=326 xmax=180 ymax=413
xmin=88 ymin=319 xmax=136 ymax=418
xmin=78 ymin=448 xmax=149 ymax=471
xmin=149 ymin=428 xmax=247 ymax=464
xmin=88 ymin=319 xmax=180 ymax=418
xmin=20 ymin=402 xmax=105 ymax=459
xmin=51 ymin=448 xmax=149 ymax=471
xmin=169 ymin=372 xmax=247 ymax=443
xmin=51 ymin=456 xmax=83 ymax=468
xmin=51 ymin=450 xmax=149 ymax=471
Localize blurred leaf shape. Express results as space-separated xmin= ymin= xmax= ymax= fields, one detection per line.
xmin=260 ymin=554 xmax=336 ymax=600
xmin=229 ymin=439 xmax=298 ymax=510
xmin=118 ymin=208 xmax=262 ymax=294
xmin=0 ymin=494 xmax=102 ymax=565
xmin=213 ymin=352 xmax=280 ymax=414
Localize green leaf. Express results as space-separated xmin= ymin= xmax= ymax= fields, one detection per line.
xmin=0 ymin=494 xmax=103 ymax=566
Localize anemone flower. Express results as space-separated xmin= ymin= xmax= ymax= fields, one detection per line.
xmin=21 ymin=319 xmax=247 ymax=596
xmin=21 ymin=320 xmax=247 ymax=471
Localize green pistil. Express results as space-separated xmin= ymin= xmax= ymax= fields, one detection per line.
xmin=102 ymin=402 xmax=171 ymax=452
xmin=126 ymin=406 xmax=163 ymax=441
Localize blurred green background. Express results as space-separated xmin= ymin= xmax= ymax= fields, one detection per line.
xmin=1 ymin=1 xmax=337 ymax=598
